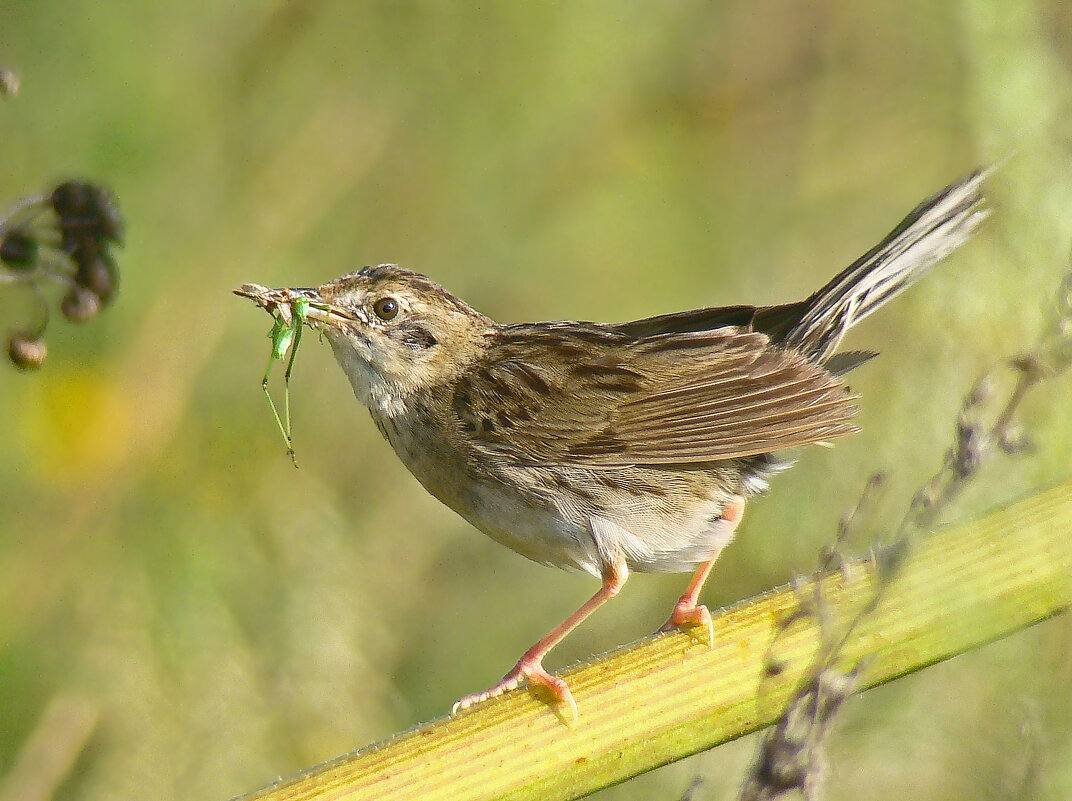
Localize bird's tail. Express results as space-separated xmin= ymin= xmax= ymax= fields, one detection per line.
xmin=783 ymin=170 xmax=990 ymax=366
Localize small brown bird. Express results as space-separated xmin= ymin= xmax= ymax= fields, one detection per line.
xmin=236 ymin=170 xmax=987 ymax=718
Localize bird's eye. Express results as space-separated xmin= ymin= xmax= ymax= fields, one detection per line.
xmin=373 ymin=296 xmax=399 ymax=321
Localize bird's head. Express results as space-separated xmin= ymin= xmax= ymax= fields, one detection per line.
xmin=236 ymin=265 xmax=490 ymax=415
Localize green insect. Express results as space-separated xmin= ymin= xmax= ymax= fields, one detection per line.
xmin=263 ymin=295 xmax=309 ymax=467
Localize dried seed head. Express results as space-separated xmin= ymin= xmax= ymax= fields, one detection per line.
xmin=60 ymin=285 xmax=101 ymax=323
xmin=8 ymin=333 xmax=46 ymax=369
xmin=1010 ymin=353 xmax=1045 ymax=383
xmin=998 ymin=425 xmax=1031 ymax=455
xmin=911 ymin=484 xmax=938 ymax=515
xmin=965 ymin=374 xmax=992 ymax=408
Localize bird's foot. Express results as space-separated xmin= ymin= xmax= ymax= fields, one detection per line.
xmin=451 ymin=655 xmax=577 ymax=722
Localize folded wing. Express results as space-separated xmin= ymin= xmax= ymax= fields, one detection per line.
xmin=454 ymin=324 xmax=859 ymax=467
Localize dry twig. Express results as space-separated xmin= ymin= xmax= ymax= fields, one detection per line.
xmin=739 ymin=268 xmax=1072 ymax=801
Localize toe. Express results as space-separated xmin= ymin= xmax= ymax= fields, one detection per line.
xmin=660 ymin=603 xmax=714 ymax=647
xmin=523 ymin=667 xmax=578 ymax=723
xmin=451 ymin=674 xmax=522 ymax=714
xmin=451 ymin=662 xmax=578 ymax=721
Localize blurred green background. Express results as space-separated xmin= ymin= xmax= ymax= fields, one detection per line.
xmin=2 ymin=2 xmax=1071 ymax=800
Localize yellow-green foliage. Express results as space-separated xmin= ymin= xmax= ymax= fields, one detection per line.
xmin=1 ymin=3 xmax=1070 ymax=801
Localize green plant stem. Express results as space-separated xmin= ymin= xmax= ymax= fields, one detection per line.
xmin=237 ymin=479 xmax=1072 ymax=801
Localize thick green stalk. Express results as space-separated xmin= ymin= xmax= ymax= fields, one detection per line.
xmin=237 ymin=479 xmax=1072 ymax=801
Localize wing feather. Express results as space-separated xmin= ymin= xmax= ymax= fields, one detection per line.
xmin=453 ymin=323 xmax=859 ymax=466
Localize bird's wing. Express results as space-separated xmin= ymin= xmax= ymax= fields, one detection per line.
xmin=452 ymin=323 xmax=859 ymax=467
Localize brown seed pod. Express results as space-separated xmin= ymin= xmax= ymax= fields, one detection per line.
xmin=88 ymin=185 xmax=124 ymax=244
xmin=8 ymin=333 xmax=46 ymax=369
xmin=51 ymin=181 xmax=92 ymax=218
xmin=60 ymin=285 xmax=101 ymax=323
xmin=0 ymin=230 xmax=38 ymax=269
xmin=75 ymin=253 xmax=118 ymax=305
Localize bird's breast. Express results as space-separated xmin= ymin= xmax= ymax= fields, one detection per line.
xmin=368 ymin=401 xmax=605 ymax=573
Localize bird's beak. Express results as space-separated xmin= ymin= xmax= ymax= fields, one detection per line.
xmin=233 ymin=283 xmax=349 ymax=328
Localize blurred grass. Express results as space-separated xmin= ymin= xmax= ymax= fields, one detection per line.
xmin=0 ymin=2 xmax=1070 ymax=800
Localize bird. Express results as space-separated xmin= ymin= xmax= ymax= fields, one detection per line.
xmin=235 ymin=169 xmax=988 ymax=719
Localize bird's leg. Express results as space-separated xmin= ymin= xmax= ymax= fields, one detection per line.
xmin=659 ymin=495 xmax=745 ymax=645
xmin=452 ymin=559 xmax=628 ymax=720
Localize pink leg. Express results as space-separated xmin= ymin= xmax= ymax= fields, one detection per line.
xmin=659 ymin=495 xmax=746 ymax=645
xmin=452 ymin=559 xmax=628 ymax=720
